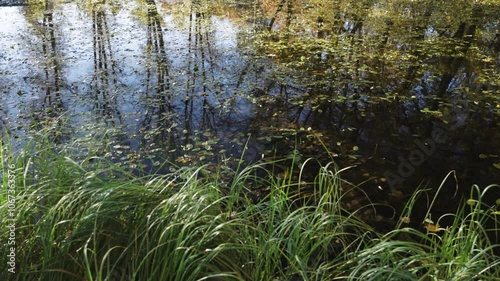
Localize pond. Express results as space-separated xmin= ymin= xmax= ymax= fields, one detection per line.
xmin=1 ymin=0 xmax=499 ymax=220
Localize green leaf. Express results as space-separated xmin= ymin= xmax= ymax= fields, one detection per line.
xmin=466 ymin=199 xmax=477 ymax=206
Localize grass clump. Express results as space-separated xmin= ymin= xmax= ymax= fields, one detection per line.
xmin=337 ymin=180 xmax=500 ymax=281
xmin=1 ymin=137 xmax=499 ymax=280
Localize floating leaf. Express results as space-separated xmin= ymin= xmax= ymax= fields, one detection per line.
xmin=400 ymin=217 xmax=411 ymax=224
xmin=424 ymin=223 xmax=444 ymax=233
xmin=493 ymin=163 xmax=500 ymax=169
xmin=479 ymin=154 xmax=488 ymax=159
xmin=389 ymin=190 xmax=404 ymax=200
xmin=466 ymin=199 xmax=477 ymax=206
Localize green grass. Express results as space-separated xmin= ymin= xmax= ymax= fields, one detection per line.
xmin=1 ymin=137 xmax=499 ymax=281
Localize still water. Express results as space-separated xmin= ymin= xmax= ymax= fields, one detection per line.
xmin=1 ymin=0 xmax=499 ymax=216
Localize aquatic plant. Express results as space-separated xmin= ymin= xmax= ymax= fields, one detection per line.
xmin=1 ymin=136 xmax=498 ymax=280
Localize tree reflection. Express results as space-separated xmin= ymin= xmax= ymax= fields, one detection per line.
xmin=139 ymin=0 xmax=177 ymax=155
xmin=244 ymin=0 xmax=499 ymax=192
xmin=90 ymin=0 xmax=122 ymax=125
xmin=41 ymin=0 xmax=63 ymax=113
xmin=184 ymin=0 xmax=217 ymax=134
xmin=2 ymin=0 xmax=496 ymax=191
xmin=24 ymin=0 xmax=67 ymax=141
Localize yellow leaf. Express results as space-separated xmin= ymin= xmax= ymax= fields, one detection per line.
xmin=400 ymin=217 xmax=411 ymax=224
xmin=424 ymin=223 xmax=443 ymax=232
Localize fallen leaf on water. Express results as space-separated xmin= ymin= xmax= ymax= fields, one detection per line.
xmin=467 ymin=199 xmax=478 ymax=206
xmin=423 ymin=219 xmax=446 ymax=233
xmin=424 ymin=223 xmax=444 ymax=232
xmin=400 ymin=217 xmax=410 ymax=224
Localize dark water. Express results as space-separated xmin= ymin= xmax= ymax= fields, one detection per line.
xmin=1 ymin=0 xmax=499 ymax=219
xmin=0 ymin=0 xmax=27 ymax=7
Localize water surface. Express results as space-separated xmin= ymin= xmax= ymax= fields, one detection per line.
xmin=1 ymin=0 xmax=499 ymax=219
